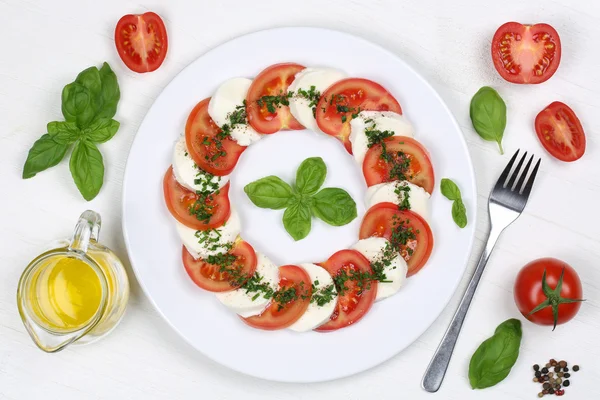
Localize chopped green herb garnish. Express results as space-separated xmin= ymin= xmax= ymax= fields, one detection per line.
xmin=395 ymin=183 xmax=411 ymax=211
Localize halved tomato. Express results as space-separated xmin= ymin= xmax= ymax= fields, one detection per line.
xmin=246 ymin=63 xmax=305 ymax=134
xmin=185 ymin=98 xmax=246 ymax=176
xmin=363 ymin=136 xmax=435 ymax=193
xmin=491 ymin=22 xmax=561 ymax=84
xmin=182 ymin=241 xmax=257 ymax=292
xmin=315 ymin=250 xmax=377 ymax=332
xmin=243 ymin=265 xmax=312 ymax=330
xmin=359 ymin=203 xmax=433 ymax=276
xmin=115 ymin=12 xmax=168 ymax=73
xmin=315 ymin=78 xmax=402 ymax=153
xmin=163 ymin=167 xmax=231 ymax=230
xmin=535 ymin=102 xmax=586 ymax=162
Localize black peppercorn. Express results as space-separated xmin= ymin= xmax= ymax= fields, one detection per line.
xmin=535 ymin=371 xmax=542 ymax=378
xmin=573 ymin=365 xmax=580 ymax=372
xmin=563 ymin=367 xmax=569 ymax=372
xmin=563 ymin=373 xmax=570 ymax=378
xmin=541 ymin=367 xmax=549 ymax=374
xmin=533 ymin=364 xmax=540 ymax=371
xmin=563 ymin=380 xmax=570 ymax=387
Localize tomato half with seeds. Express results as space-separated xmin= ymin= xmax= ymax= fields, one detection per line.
xmin=185 ymin=98 xmax=246 ymax=176
xmin=535 ymin=102 xmax=586 ymax=162
xmin=491 ymin=22 xmax=561 ymax=84
xmin=363 ymin=136 xmax=435 ymax=193
xmin=316 ymin=78 xmax=402 ymax=153
xmin=360 ymin=203 xmax=433 ymax=276
xmin=246 ymin=63 xmax=305 ymax=134
xmin=243 ymin=265 xmax=312 ymax=330
xmin=182 ymin=241 xmax=257 ymax=292
xmin=163 ymin=167 xmax=231 ymax=230
xmin=315 ymin=250 xmax=377 ymax=332
xmin=115 ymin=12 xmax=168 ymax=73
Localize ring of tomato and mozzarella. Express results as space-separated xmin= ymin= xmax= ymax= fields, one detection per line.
xmin=351 ymin=238 xmax=408 ymax=301
xmin=172 ymin=136 xmax=230 ymax=192
xmin=349 ymin=111 xmax=414 ymax=166
xmin=176 ymin=208 xmax=241 ymax=259
xmin=365 ymin=181 xmax=430 ymax=222
xmin=287 ymin=68 xmax=347 ymax=134
xmin=208 ymin=78 xmax=263 ymax=146
xmin=215 ymin=252 xmax=279 ymax=317
xmin=288 ymin=263 xmax=338 ymax=332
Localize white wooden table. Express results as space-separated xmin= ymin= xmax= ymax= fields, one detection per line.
xmin=1 ymin=0 xmax=599 ymax=398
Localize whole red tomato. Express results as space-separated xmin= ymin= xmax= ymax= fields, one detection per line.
xmin=514 ymin=258 xmax=583 ymax=329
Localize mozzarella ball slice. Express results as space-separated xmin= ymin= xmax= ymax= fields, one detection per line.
xmin=208 ymin=77 xmax=262 ymax=146
xmin=172 ymin=136 xmax=230 ymax=192
xmin=176 ymin=208 xmax=241 ymax=260
xmin=365 ymin=181 xmax=430 ymax=222
xmin=351 ymin=238 xmax=408 ymax=301
xmin=288 ymin=263 xmax=338 ymax=332
xmin=288 ymin=67 xmax=347 ymax=133
xmin=349 ymin=111 xmax=414 ymax=166
xmin=215 ymin=253 xmax=279 ymax=318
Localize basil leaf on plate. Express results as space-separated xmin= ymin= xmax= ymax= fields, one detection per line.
xmin=440 ymin=178 xmax=462 ymax=201
xmin=469 ymin=86 xmax=507 ymax=154
xmin=86 ymin=118 xmax=120 ymax=143
xmin=47 ymin=121 xmax=82 ymax=145
xmin=22 ymin=134 xmax=69 ymax=179
xmin=295 ymin=156 xmax=326 ymax=195
xmin=244 ymin=176 xmax=294 ymax=209
xmin=311 ymin=187 xmax=357 ymax=226
xmin=282 ymin=200 xmax=312 ymax=241
xmin=469 ymin=319 xmax=522 ymax=389
xmin=69 ymin=140 xmax=104 ymax=201
xmin=452 ymin=198 xmax=468 ymax=228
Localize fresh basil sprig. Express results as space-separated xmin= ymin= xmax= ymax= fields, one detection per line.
xmin=440 ymin=178 xmax=467 ymax=228
xmin=23 ymin=62 xmax=120 ymax=200
xmin=469 ymin=86 xmax=507 ymax=154
xmin=469 ymin=319 xmax=522 ymax=389
xmin=244 ymin=157 xmax=357 ymax=241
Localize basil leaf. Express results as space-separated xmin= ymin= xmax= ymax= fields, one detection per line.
xmin=75 ymin=66 xmax=102 ymax=98
xmin=282 ymin=200 xmax=312 ymax=241
xmin=69 ymin=140 xmax=104 ymax=201
xmin=47 ymin=121 xmax=81 ymax=145
xmin=22 ymin=134 xmax=69 ymax=179
xmin=244 ymin=176 xmax=294 ymax=209
xmin=61 ymin=82 xmax=98 ymax=129
xmin=440 ymin=178 xmax=462 ymax=201
xmin=85 ymin=118 xmax=120 ymax=143
xmin=469 ymin=86 xmax=506 ymax=154
xmin=452 ymin=198 xmax=468 ymax=228
xmin=311 ymin=187 xmax=357 ymax=226
xmin=469 ymin=319 xmax=522 ymax=389
xmin=96 ymin=62 xmax=120 ymax=120
xmin=295 ymin=156 xmax=326 ymax=195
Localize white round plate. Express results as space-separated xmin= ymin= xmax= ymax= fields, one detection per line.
xmin=122 ymin=27 xmax=477 ymax=383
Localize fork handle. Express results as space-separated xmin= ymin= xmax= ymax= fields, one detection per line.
xmin=422 ymin=227 xmax=502 ymax=393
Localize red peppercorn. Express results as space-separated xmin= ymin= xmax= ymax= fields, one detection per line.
xmin=555 ymin=389 xmax=565 ymax=396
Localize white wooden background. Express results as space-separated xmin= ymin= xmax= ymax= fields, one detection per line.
xmin=1 ymin=0 xmax=599 ymax=398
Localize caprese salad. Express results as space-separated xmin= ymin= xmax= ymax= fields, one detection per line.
xmin=163 ymin=63 xmax=435 ymax=332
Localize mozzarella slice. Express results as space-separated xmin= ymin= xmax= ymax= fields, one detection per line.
xmin=288 ymin=67 xmax=347 ymax=133
xmin=349 ymin=111 xmax=414 ymax=166
xmin=176 ymin=208 xmax=241 ymax=260
xmin=288 ymin=263 xmax=338 ymax=332
xmin=208 ymin=77 xmax=262 ymax=146
xmin=172 ymin=136 xmax=230 ymax=192
xmin=215 ymin=253 xmax=279 ymax=318
xmin=351 ymin=238 xmax=408 ymax=301
xmin=365 ymin=181 xmax=430 ymax=221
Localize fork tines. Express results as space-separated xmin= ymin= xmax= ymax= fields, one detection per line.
xmin=495 ymin=149 xmax=541 ymax=197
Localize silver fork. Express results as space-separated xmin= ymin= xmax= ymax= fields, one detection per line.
xmin=422 ymin=150 xmax=541 ymax=393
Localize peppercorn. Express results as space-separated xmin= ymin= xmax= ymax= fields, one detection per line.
xmin=556 ymin=389 xmax=565 ymax=396
xmin=563 ymin=380 xmax=570 ymax=387
xmin=550 ymin=358 xmax=557 ymax=364
xmin=543 ymin=383 xmax=551 ymax=390
xmin=535 ymin=371 xmax=542 ymax=378
xmin=542 ymin=367 xmax=549 ymax=374
xmin=554 ymin=366 xmax=561 ymax=372
xmin=533 ymin=377 xmax=539 ymax=382
xmin=563 ymin=373 xmax=570 ymax=378
xmin=544 ymin=375 xmax=550 ymax=382
xmin=548 ymin=372 xmax=554 ymax=378
xmin=573 ymin=365 xmax=580 ymax=372
xmin=559 ymin=360 xmax=567 ymax=368
xmin=556 ymin=378 xmax=562 ymax=385
xmin=557 ymin=372 xmax=564 ymax=378
xmin=543 ymin=389 xmax=549 ymax=395
xmin=545 ymin=363 xmax=551 ymax=368
xmin=548 ymin=388 xmax=555 ymax=394
xmin=563 ymin=367 xmax=569 ymax=372
xmin=537 ymin=393 xmax=544 ymax=398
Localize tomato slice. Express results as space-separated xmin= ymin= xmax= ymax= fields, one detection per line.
xmin=243 ymin=265 xmax=312 ymax=330
xmin=114 ymin=12 xmax=168 ymax=73
xmin=246 ymin=63 xmax=306 ymax=134
xmin=163 ymin=166 xmax=231 ymax=230
xmin=360 ymin=203 xmax=433 ymax=276
xmin=535 ymin=102 xmax=586 ymax=162
xmin=491 ymin=22 xmax=561 ymax=84
xmin=315 ymin=250 xmax=377 ymax=332
xmin=185 ymin=98 xmax=246 ymax=176
xmin=315 ymin=78 xmax=402 ymax=153
xmin=363 ymin=136 xmax=435 ymax=193
xmin=182 ymin=241 xmax=257 ymax=292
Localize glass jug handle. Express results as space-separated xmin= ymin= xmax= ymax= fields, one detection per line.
xmin=69 ymin=210 xmax=101 ymax=253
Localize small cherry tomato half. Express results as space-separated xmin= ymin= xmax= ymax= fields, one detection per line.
xmin=491 ymin=22 xmax=561 ymax=84
xmin=535 ymin=101 xmax=586 ymax=162
xmin=182 ymin=241 xmax=257 ymax=292
xmin=316 ymin=78 xmax=402 ymax=153
xmin=514 ymin=258 xmax=584 ymax=329
xmin=242 ymin=265 xmax=312 ymax=330
xmin=246 ymin=63 xmax=306 ymax=134
xmin=115 ymin=12 xmax=168 ymax=73
xmin=163 ymin=166 xmax=231 ymax=230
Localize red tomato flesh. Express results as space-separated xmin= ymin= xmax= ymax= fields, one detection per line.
xmin=115 ymin=12 xmax=168 ymax=73
xmin=535 ymin=101 xmax=586 ymax=162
